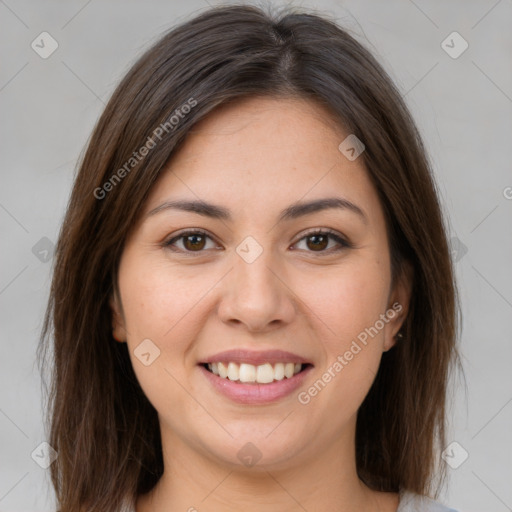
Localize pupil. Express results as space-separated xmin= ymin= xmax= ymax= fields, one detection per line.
xmin=308 ymin=234 xmax=327 ymax=251
xmin=185 ymin=234 xmax=205 ymax=251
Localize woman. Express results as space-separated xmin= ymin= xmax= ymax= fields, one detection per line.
xmin=39 ymin=4 xmax=462 ymax=511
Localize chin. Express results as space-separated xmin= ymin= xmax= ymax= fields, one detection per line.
xmin=195 ymin=429 xmax=310 ymax=472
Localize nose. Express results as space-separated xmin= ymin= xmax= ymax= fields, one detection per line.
xmin=216 ymin=247 xmax=297 ymax=333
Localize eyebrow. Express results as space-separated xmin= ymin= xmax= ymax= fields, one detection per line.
xmin=146 ymin=197 xmax=367 ymax=224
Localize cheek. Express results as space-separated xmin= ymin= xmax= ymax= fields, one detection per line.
xmin=119 ymin=256 xmax=214 ymax=344
xmin=118 ymin=257 xmax=211 ymax=418
xmin=117 ymin=255 xmax=217 ymax=411
xmin=308 ymin=257 xmax=390 ymax=347
xmin=298 ymin=257 xmax=389 ymax=409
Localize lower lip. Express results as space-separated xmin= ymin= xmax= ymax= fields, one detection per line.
xmin=199 ymin=365 xmax=313 ymax=404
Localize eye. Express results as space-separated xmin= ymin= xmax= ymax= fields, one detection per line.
xmin=164 ymin=228 xmax=351 ymax=255
xmin=164 ymin=229 xmax=219 ymax=253
xmin=293 ymin=229 xmax=351 ymax=254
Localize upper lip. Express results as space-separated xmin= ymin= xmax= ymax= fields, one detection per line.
xmin=199 ymin=349 xmax=313 ymax=366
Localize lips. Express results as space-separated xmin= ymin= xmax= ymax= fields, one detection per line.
xmin=199 ymin=349 xmax=312 ymax=366
xmin=198 ymin=349 xmax=314 ymax=404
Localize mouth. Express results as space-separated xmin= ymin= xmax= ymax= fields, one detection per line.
xmin=197 ymin=349 xmax=314 ymax=404
xmin=200 ymin=361 xmax=313 ymax=384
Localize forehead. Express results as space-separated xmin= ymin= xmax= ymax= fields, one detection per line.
xmin=170 ymin=96 xmax=345 ymax=176
xmin=143 ymin=96 xmax=382 ymax=224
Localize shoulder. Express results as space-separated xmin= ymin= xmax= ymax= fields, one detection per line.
xmin=397 ymin=490 xmax=459 ymax=512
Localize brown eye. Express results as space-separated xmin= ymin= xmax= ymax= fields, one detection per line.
xmin=165 ymin=229 xmax=350 ymax=256
xmin=305 ymin=233 xmax=329 ymax=251
xmin=182 ymin=233 xmax=206 ymax=251
xmin=294 ymin=230 xmax=350 ymax=254
xmin=164 ymin=230 xmax=217 ymax=253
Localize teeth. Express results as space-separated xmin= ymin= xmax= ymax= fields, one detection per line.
xmin=239 ymin=363 xmax=256 ymax=383
xmin=206 ymin=361 xmax=304 ymax=383
xmin=218 ymin=362 xmax=228 ymax=378
xmin=256 ymin=363 xmax=274 ymax=384
xmin=274 ymin=363 xmax=285 ymax=380
xmin=227 ymin=362 xmax=239 ymax=381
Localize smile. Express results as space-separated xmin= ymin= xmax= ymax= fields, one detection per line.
xmin=204 ymin=361 xmax=307 ymax=384
xmin=199 ymin=363 xmax=313 ymax=404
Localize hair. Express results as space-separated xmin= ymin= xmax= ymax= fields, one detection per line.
xmin=38 ymin=3 xmax=461 ymax=511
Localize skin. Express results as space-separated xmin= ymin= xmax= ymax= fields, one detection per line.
xmin=111 ymin=96 xmax=411 ymax=512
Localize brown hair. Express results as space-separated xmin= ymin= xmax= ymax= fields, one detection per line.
xmin=38 ymin=4 xmax=461 ymax=511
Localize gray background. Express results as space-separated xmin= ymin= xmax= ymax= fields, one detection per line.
xmin=1 ymin=0 xmax=511 ymax=511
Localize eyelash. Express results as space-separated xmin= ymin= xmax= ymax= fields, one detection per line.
xmin=163 ymin=228 xmax=351 ymax=256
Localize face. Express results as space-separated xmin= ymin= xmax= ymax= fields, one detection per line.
xmin=111 ymin=96 xmax=410 ymax=472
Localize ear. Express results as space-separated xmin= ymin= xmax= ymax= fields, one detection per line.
xmin=110 ymin=291 xmax=127 ymax=343
xmin=383 ymin=260 xmax=413 ymax=352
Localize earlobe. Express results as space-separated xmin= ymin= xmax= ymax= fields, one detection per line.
xmin=109 ymin=293 xmax=127 ymax=343
xmin=384 ymin=330 xmax=404 ymax=352
xmin=384 ymin=261 xmax=413 ymax=351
